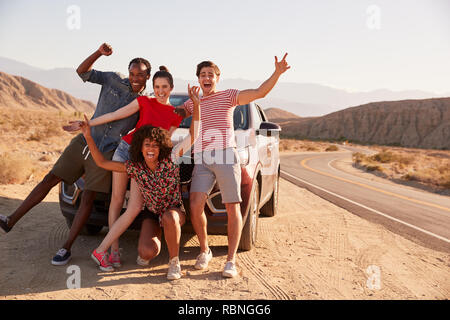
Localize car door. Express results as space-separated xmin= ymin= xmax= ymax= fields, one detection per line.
xmin=254 ymin=104 xmax=273 ymax=202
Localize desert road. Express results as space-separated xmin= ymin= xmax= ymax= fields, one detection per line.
xmin=280 ymin=146 xmax=450 ymax=250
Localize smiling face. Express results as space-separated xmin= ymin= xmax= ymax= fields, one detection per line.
xmin=198 ymin=66 xmax=219 ymax=96
xmin=129 ymin=62 xmax=150 ymax=93
xmin=153 ymin=77 xmax=172 ymax=105
xmin=141 ymin=138 xmax=160 ymax=165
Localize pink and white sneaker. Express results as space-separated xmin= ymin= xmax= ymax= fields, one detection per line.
xmin=91 ymin=249 xmax=114 ymax=272
xmin=109 ymin=250 xmax=122 ymax=268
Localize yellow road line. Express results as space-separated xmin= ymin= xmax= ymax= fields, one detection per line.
xmin=301 ymin=156 xmax=450 ymax=213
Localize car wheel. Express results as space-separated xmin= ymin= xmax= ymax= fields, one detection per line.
xmin=260 ymin=173 xmax=279 ymax=217
xmin=239 ymin=180 xmax=260 ymax=251
xmin=65 ymin=217 xmax=103 ymax=236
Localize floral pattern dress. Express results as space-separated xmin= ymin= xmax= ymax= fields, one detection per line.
xmin=125 ymin=158 xmax=183 ymax=224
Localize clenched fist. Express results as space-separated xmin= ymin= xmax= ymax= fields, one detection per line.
xmin=98 ymin=43 xmax=113 ymax=56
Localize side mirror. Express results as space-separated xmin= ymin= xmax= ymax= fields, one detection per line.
xmin=256 ymin=122 xmax=281 ymax=136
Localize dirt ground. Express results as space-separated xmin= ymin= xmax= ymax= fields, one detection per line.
xmin=0 ymin=177 xmax=449 ymax=300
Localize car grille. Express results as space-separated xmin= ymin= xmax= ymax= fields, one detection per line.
xmin=60 ymin=181 xmax=81 ymax=205
xmin=179 ymin=162 xmax=194 ymax=184
xmin=207 ymin=191 xmax=226 ymax=213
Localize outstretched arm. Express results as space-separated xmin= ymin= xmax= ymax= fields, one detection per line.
xmin=63 ymin=99 xmax=139 ymax=132
xmin=80 ymin=115 xmax=127 ymax=172
xmin=237 ymin=53 xmax=290 ymax=105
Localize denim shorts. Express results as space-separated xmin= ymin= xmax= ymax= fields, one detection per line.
xmin=112 ymin=139 xmax=130 ymax=162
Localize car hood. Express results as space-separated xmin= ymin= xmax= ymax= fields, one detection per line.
xmin=172 ymin=128 xmax=251 ymax=149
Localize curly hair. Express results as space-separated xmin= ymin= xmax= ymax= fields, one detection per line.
xmin=129 ymin=125 xmax=173 ymax=163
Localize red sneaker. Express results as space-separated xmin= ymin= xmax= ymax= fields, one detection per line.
xmin=91 ymin=249 xmax=114 ymax=272
xmin=109 ymin=249 xmax=122 ymax=268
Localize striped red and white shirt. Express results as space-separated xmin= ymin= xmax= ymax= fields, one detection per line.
xmin=184 ymin=89 xmax=240 ymax=153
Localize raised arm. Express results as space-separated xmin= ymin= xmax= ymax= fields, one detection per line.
xmin=80 ymin=115 xmax=127 ymax=173
xmin=188 ymin=85 xmax=201 ymax=141
xmin=237 ymin=53 xmax=290 ymax=106
xmin=76 ymin=43 xmax=112 ymax=75
xmin=63 ymin=98 xmax=139 ymax=132
xmin=171 ymin=85 xmax=201 ymax=160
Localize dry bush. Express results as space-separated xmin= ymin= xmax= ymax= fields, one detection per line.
xmin=27 ymin=126 xmax=63 ymax=142
xmin=39 ymin=155 xmax=52 ymax=161
xmin=372 ymin=151 xmax=413 ymax=165
xmin=280 ymin=139 xmax=335 ymax=152
xmin=325 ymin=145 xmax=339 ymax=152
xmin=0 ymin=107 xmax=85 ymax=185
xmin=0 ymin=153 xmax=37 ymax=184
xmin=353 ymin=148 xmax=450 ymax=189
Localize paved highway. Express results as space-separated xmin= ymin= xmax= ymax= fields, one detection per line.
xmin=280 ymin=146 xmax=450 ymax=250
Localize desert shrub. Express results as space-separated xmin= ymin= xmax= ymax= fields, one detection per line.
xmin=325 ymin=145 xmax=339 ymax=152
xmin=27 ymin=132 xmax=43 ymax=142
xmin=370 ymin=151 xmax=413 ymax=165
xmin=0 ymin=153 xmax=36 ymax=184
xmin=352 ymin=152 xmax=368 ymax=164
xmin=39 ymin=155 xmax=52 ymax=161
xmin=371 ymin=151 xmax=395 ymax=163
xmin=366 ymin=165 xmax=383 ymax=172
xmin=306 ymin=145 xmax=318 ymax=151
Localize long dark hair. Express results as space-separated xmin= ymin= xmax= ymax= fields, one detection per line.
xmin=129 ymin=125 xmax=173 ymax=163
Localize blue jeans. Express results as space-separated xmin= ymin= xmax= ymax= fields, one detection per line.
xmin=112 ymin=140 xmax=130 ymax=162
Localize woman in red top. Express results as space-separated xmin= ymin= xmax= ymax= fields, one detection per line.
xmin=66 ymin=66 xmax=183 ymax=268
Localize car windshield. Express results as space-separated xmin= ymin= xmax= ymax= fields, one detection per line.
xmin=169 ymin=94 xmax=249 ymax=130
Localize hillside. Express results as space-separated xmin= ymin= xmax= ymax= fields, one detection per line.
xmin=278 ymin=97 xmax=450 ymax=150
xmin=0 ymin=71 xmax=95 ymax=112
xmin=264 ymin=107 xmax=301 ymax=121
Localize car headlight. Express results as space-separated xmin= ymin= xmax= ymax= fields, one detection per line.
xmin=237 ymin=146 xmax=250 ymax=166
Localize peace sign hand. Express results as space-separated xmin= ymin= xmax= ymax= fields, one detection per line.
xmin=274 ymin=53 xmax=290 ymax=75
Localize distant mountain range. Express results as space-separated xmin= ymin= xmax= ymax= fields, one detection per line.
xmin=275 ymin=98 xmax=450 ymax=150
xmin=1 ymin=65 xmax=448 ymax=150
xmin=0 ymin=71 xmax=95 ymax=112
xmin=1 ymin=56 xmax=447 ymax=117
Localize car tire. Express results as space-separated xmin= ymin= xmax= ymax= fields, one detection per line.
xmin=260 ymin=172 xmax=279 ymax=217
xmin=239 ymin=180 xmax=260 ymax=251
xmin=65 ymin=217 xmax=104 ymax=236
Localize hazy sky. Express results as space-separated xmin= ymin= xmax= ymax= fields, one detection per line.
xmin=0 ymin=0 xmax=449 ymax=93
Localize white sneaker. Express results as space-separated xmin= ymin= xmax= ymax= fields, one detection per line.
xmin=222 ymin=261 xmax=238 ymax=278
xmin=194 ymin=249 xmax=212 ymax=270
xmin=136 ymin=255 xmax=150 ymax=267
xmin=167 ymin=256 xmax=182 ymax=280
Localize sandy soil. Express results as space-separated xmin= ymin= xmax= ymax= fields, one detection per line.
xmin=0 ymin=178 xmax=449 ymax=300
